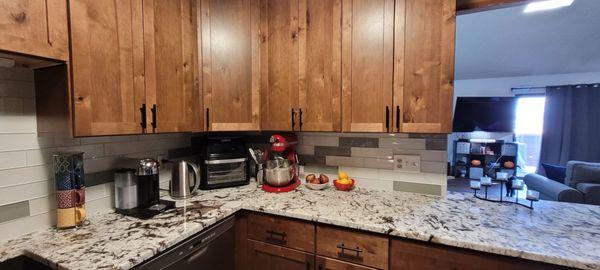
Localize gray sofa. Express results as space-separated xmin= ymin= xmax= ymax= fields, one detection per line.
xmin=524 ymin=161 xmax=600 ymax=205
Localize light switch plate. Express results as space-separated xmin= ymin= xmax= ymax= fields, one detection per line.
xmin=394 ymin=155 xmax=421 ymax=172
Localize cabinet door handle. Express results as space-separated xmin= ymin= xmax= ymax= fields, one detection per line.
xmin=396 ymin=105 xmax=400 ymax=132
xmin=336 ymin=243 xmax=363 ymax=262
xmin=299 ymin=108 xmax=303 ymax=130
xmin=291 ymin=108 xmax=296 ymax=130
xmin=139 ymin=104 xmax=147 ymax=133
xmin=150 ymin=104 xmax=157 ymax=133
xmin=385 ymin=106 xmax=390 ymax=132
xmin=265 ymin=230 xmax=287 ymax=245
xmin=206 ymin=108 xmax=210 ymax=131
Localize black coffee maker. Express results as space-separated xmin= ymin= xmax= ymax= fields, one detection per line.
xmin=136 ymin=158 xmax=165 ymax=211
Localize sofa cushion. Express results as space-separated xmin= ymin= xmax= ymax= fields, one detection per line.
xmin=576 ymin=183 xmax=600 ymax=205
xmin=565 ymin=161 xmax=600 ymax=187
xmin=541 ymin=163 xmax=566 ymax=183
xmin=523 ymin=173 xmax=584 ymax=203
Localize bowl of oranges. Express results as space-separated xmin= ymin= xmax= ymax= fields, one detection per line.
xmin=333 ymin=172 xmax=355 ymax=191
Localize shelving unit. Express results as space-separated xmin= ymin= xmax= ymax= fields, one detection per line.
xmin=453 ymin=139 xmax=518 ymax=180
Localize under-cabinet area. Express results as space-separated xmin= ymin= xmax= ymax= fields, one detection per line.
xmin=0 ymin=0 xmax=455 ymax=137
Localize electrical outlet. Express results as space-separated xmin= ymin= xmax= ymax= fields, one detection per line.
xmin=394 ymin=155 xmax=421 ymax=172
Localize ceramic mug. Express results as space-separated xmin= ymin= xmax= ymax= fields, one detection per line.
xmin=75 ymin=187 xmax=85 ymax=206
xmin=53 ymin=152 xmax=85 ymax=190
xmin=56 ymin=188 xmax=85 ymax=208
xmin=56 ymin=190 xmax=76 ymax=209
xmin=57 ymin=206 xmax=86 ymax=229
xmin=55 ymin=173 xmax=74 ymax=191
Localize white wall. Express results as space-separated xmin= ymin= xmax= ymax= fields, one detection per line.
xmin=0 ymin=67 xmax=191 ymax=241
xmin=454 ymin=71 xmax=600 ymax=99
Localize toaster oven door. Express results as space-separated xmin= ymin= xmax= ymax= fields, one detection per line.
xmin=203 ymin=158 xmax=248 ymax=188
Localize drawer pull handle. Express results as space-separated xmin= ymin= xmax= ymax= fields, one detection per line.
xmin=265 ymin=230 xmax=287 ymax=245
xmin=336 ymin=243 xmax=363 ymax=262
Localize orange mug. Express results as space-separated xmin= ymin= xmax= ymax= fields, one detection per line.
xmin=57 ymin=204 xmax=86 ymax=229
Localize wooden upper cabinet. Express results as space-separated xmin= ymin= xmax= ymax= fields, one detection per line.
xmin=298 ymin=0 xmax=342 ymax=132
xmin=143 ymin=0 xmax=202 ymax=133
xmin=0 ymin=0 xmax=69 ymax=61
xmin=341 ymin=0 xmax=394 ymax=132
xmin=201 ymin=0 xmax=261 ymax=131
xmin=259 ymin=0 xmax=299 ymax=131
xmin=396 ymin=0 xmax=456 ymax=133
xmin=69 ymin=0 xmax=145 ymax=136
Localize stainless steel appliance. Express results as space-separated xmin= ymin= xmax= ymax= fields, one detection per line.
xmin=200 ymin=137 xmax=250 ymax=189
xmin=135 ymin=216 xmax=235 ymax=270
xmin=170 ymin=160 xmax=201 ymax=199
xmin=264 ymin=158 xmax=293 ymax=187
xmin=114 ymin=169 xmax=137 ymax=210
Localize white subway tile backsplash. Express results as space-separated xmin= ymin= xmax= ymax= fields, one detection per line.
xmin=379 ymin=138 xmax=426 ymax=150
xmin=0 ymin=67 xmax=193 ymax=240
xmin=28 ymin=195 xmax=55 ymax=216
xmin=26 ymin=144 xmax=105 ymax=166
xmin=351 ymin=147 xmax=393 ymax=159
xmin=0 ymin=80 xmax=35 ymax=98
xmin=299 ymin=136 xmax=338 ymax=146
xmin=0 ymin=115 xmax=37 ymax=133
xmin=0 ymin=180 xmax=53 ymax=205
xmin=0 ymin=165 xmax=52 ymax=187
xmin=0 ymin=151 xmax=27 ymax=170
xmin=80 ymin=135 xmax=140 ymax=145
xmin=0 ymin=97 xmax=23 ymax=113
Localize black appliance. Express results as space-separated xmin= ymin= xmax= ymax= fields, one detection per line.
xmin=136 ymin=158 xmax=162 ymax=209
xmin=135 ymin=216 xmax=235 ymax=270
xmin=452 ymin=97 xmax=517 ymax=132
xmin=199 ymin=137 xmax=250 ymax=189
xmin=116 ymin=158 xmax=174 ymax=220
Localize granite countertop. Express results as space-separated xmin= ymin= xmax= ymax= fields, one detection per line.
xmin=1 ymin=183 xmax=599 ymax=270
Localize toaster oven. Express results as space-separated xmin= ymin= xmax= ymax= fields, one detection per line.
xmin=199 ymin=137 xmax=250 ymax=189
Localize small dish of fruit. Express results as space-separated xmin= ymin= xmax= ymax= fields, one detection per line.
xmin=333 ymin=172 xmax=355 ymax=191
xmin=305 ymin=173 xmax=330 ymax=190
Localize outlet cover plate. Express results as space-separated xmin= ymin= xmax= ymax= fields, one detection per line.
xmin=394 ymin=155 xmax=421 ymax=172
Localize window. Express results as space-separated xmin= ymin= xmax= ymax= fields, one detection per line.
xmin=514 ymin=96 xmax=546 ymax=174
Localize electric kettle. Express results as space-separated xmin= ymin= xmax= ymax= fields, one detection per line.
xmin=170 ymin=160 xmax=201 ymax=199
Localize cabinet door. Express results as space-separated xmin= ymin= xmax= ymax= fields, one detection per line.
xmin=201 ymin=0 xmax=261 ymax=131
xmin=316 ymin=256 xmax=376 ymax=270
xmin=396 ymin=0 xmax=455 ymax=133
xmin=143 ymin=0 xmax=202 ymax=133
xmin=70 ymin=0 xmax=145 ymax=136
xmin=247 ymin=239 xmax=314 ymax=270
xmin=297 ymin=0 xmax=342 ymax=132
xmin=0 ymin=0 xmax=68 ymax=61
xmin=259 ymin=0 xmax=300 ymax=131
xmin=341 ymin=0 xmax=394 ymax=132
xmin=390 ymin=239 xmax=560 ymax=270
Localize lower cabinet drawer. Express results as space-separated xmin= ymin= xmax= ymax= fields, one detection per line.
xmin=390 ymin=238 xmax=564 ymax=270
xmin=316 ymin=256 xmax=378 ymax=270
xmin=316 ymin=225 xmax=388 ymax=270
xmin=247 ymin=239 xmax=314 ymax=270
xmin=247 ymin=212 xmax=315 ymax=252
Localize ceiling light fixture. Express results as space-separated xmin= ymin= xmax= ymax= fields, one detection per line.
xmin=523 ymin=0 xmax=574 ymax=13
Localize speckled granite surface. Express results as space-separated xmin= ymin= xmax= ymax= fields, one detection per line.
xmin=1 ymin=184 xmax=599 ymax=270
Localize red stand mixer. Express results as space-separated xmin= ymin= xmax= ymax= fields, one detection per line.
xmin=260 ymin=134 xmax=300 ymax=193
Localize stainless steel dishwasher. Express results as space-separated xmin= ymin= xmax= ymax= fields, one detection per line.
xmin=135 ymin=216 xmax=235 ymax=270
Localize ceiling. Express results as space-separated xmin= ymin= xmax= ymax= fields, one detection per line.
xmin=455 ymin=0 xmax=600 ymax=80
